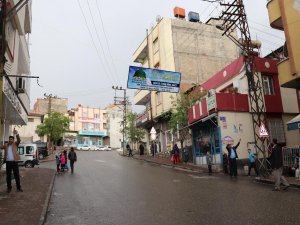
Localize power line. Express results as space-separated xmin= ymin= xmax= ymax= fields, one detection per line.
xmin=95 ymin=0 xmax=121 ymax=82
xmin=86 ymin=0 xmax=118 ymax=84
xmin=76 ymin=0 xmax=114 ymax=84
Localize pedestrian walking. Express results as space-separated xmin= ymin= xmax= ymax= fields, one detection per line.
xmin=63 ymin=150 xmax=69 ymax=171
xmin=223 ymin=153 xmax=229 ymax=174
xmin=127 ymin=144 xmax=133 ymax=157
xmin=226 ymin=138 xmax=241 ymax=178
xmin=139 ymin=143 xmax=144 ymax=155
xmin=247 ymin=149 xmax=259 ymax=177
xmin=269 ymin=139 xmax=290 ymax=191
xmin=172 ymin=144 xmax=180 ymax=164
xmin=60 ymin=152 xmax=66 ymax=172
xmin=150 ymin=142 xmax=157 ymax=157
xmin=206 ymin=151 xmax=213 ymax=175
xmin=68 ymin=147 xmax=77 ymax=174
xmin=55 ymin=153 xmax=60 ymax=173
xmin=3 ymin=129 xmax=23 ymax=193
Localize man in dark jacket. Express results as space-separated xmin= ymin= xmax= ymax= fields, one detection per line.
xmin=68 ymin=147 xmax=77 ymax=174
xmin=269 ymin=139 xmax=289 ymax=191
xmin=4 ymin=129 xmax=23 ymax=193
xmin=226 ymin=138 xmax=241 ymax=178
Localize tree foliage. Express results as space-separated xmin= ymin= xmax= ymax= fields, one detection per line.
xmin=36 ymin=111 xmax=69 ymax=143
xmin=169 ymin=91 xmax=203 ymax=148
xmin=125 ymin=112 xmax=145 ymax=144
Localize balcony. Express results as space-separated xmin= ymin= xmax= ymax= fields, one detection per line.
xmin=136 ymin=110 xmax=150 ymax=126
xmin=133 ymin=38 xmax=148 ymax=64
xmin=267 ymin=0 xmax=283 ymax=30
xmin=278 ymin=58 xmax=300 ymax=88
xmin=134 ymin=90 xmax=151 ymax=105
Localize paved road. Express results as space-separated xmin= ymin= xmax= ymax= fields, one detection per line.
xmin=42 ymin=151 xmax=300 ymax=225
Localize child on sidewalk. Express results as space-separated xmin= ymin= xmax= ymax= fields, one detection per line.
xmin=55 ymin=153 xmax=60 ymax=173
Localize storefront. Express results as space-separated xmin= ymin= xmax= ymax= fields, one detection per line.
xmin=76 ymin=130 xmax=108 ymax=147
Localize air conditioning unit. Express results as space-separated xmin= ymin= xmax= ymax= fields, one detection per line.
xmin=16 ymin=77 xmax=26 ymax=94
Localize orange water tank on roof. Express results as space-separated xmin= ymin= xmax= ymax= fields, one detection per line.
xmin=174 ymin=7 xmax=185 ymax=18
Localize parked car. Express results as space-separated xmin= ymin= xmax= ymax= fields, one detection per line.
xmin=105 ymin=146 xmax=112 ymax=151
xmin=17 ymin=143 xmax=39 ymax=168
xmin=34 ymin=142 xmax=48 ymax=160
xmin=78 ymin=145 xmax=91 ymax=151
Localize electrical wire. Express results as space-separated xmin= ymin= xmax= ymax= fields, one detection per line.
xmin=76 ymin=0 xmax=115 ymax=84
xmin=86 ymin=0 xmax=118 ymax=84
xmin=95 ymin=0 xmax=120 ymax=82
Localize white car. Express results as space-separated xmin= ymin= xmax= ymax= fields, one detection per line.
xmin=105 ymin=146 xmax=112 ymax=151
xmin=98 ymin=146 xmax=106 ymax=151
xmin=78 ymin=145 xmax=91 ymax=151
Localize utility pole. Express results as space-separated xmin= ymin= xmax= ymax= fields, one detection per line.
xmin=112 ymin=86 xmax=127 ymax=156
xmin=219 ymin=0 xmax=269 ymax=176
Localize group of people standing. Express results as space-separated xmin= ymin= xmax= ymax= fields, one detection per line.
xmin=55 ymin=147 xmax=77 ymax=174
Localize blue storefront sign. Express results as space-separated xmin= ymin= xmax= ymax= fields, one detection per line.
xmin=127 ymin=66 xmax=181 ymax=93
xmin=287 ymin=114 xmax=300 ymax=131
xmin=78 ymin=130 xmax=108 ymax=136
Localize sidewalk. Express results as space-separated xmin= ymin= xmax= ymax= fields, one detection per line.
xmin=132 ymin=154 xmax=300 ymax=189
xmin=0 ymin=168 xmax=56 ymax=225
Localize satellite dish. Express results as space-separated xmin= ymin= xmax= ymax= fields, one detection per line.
xmin=156 ymin=15 xmax=162 ymax=23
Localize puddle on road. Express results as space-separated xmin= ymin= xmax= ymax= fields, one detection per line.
xmin=188 ymin=174 xmax=219 ymax=179
xmin=95 ymin=160 xmax=106 ymax=163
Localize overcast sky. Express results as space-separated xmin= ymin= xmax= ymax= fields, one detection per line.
xmin=29 ymin=0 xmax=285 ymax=111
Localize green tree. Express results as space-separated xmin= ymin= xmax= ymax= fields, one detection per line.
xmin=168 ymin=90 xmax=204 ymax=150
xmin=36 ymin=111 xmax=69 ymax=144
xmin=125 ymin=112 xmax=145 ymax=146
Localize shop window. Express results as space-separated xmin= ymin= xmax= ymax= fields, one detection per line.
xmin=262 ymin=76 xmax=275 ymax=95
xmin=267 ymin=119 xmax=285 ymax=143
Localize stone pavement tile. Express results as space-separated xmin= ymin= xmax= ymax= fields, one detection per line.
xmin=0 ymin=168 xmax=55 ymax=225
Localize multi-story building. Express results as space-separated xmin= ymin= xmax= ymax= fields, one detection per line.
xmin=68 ymin=104 xmax=107 ymax=148
xmin=0 ymin=0 xmax=32 ymax=143
xmin=133 ymin=8 xmax=240 ymax=152
xmin=266 ymin=0 xmax=300 ymax=89
xmin=104 ymin=104 xmax=123 ymax=148
xmin=18 ymin=112 xmax=44 ymax=143
xmin=188 ymin=56 xmax=300 ymax=165
xmin=33 ymin=97 xmax=68 ymax=115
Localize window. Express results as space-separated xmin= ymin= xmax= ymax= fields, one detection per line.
xmin=82 ymin=112 xmax=88 ymax=118
xmin=95 ymin=124 xmax=100 ymax=130
xmin=156 ymin=92 xmax=162 ymax=105
xmin=153 ymin=38 xmax=159 ymax=53
xmin=267 ymin=119 xmax=285 ymax=143
xmin=262 ymin=76 xmax=275 ymax=95
xmin=26 ymin=146 xmax=34 ymax=155
xmin=28 ymin=118 xmax=34 ymax=122
xmin=82 ymin=122 xmax=88 ymax=130
xmin=94 ymin=113 xmax=99 ymax=118
xmin=18 ymin=147 xmax=24 ymax=155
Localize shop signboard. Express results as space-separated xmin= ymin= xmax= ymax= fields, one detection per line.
xmin=207 ymin=95 xmax=216 ymax=111
xmin=127 ymin=66 xmax=181 ymax=93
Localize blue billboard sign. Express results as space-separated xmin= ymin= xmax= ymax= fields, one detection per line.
xmin=127 ymin=66 xmax=181 ymax=93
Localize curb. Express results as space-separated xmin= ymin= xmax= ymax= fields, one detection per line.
xmin=133 ymin=156 xmax=206 ymax=174
xmin=38 ymin=170 xmax=56 ymax=225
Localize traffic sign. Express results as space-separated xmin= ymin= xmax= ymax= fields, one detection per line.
xmin=259 ymin=123 xmax=269 ymax=137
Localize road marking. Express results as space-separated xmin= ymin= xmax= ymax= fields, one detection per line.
xmin=188 ymin=174 xmax=219 ymax=179
xmin=95 ymin=160 xmax=106 ymax=163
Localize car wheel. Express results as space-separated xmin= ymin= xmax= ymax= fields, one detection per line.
xmin=25 ymin=161 xmax=34 ymax=168
xmin=39 ymin=154 xmax=44 ymax=160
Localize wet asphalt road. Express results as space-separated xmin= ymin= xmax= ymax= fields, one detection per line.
xmin=42 ymin=151 xmax=300 ymax=225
